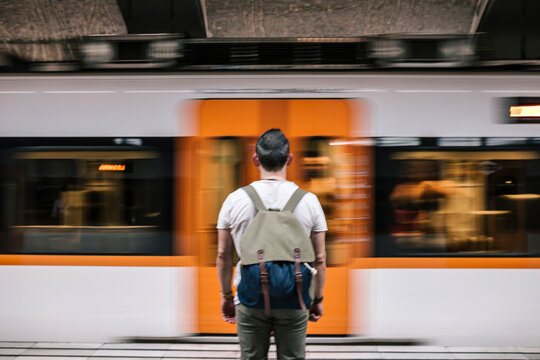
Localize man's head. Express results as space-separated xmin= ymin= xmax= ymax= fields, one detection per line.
xmin=255 ymin=128 xmax=290 ymax=172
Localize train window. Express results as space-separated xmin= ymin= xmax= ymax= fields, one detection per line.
xmin=2 ymin=145 xmax=172 ymax=255
xmin=376 ymin=139 xmax=540 ymax=256
xmin=297 ymin=137 xmax=371 ymax=265
xmin=299 ymin=138 xmax=343 ymax=265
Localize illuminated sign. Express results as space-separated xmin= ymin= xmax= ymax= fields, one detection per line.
xmin=99 ymin=164 xmax=126 ymax=171
xmin=502 ymin=98 xmax=540 ymax=123
xmin=510 ymin=105 xmax=540 ymax=118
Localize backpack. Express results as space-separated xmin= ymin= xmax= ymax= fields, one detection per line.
xmin=237 ymin=184 xmax=316 ymax=315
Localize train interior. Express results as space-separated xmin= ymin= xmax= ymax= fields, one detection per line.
xmin=0 ymin=140 xmax=173 ymax=255
xmin=376 ymin=140 xmax=540 ymax=256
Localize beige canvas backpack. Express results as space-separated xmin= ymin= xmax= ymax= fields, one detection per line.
xmin=237 ymin=185 xmax=316 ymax=315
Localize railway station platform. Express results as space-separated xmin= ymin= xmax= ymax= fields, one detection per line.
xmin=1 ymin=340 xmax=540 ymax=360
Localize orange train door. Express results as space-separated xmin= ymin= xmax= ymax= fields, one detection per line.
xmin=191 ymin=99 xmax=371 ymax=334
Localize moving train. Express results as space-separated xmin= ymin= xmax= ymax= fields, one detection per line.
xmin=0 ymin=70 xmax=539 ymax=346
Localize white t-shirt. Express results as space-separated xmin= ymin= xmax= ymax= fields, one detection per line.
xmin=217 ymin=179 xmax=328 ymax=294
xmin=217 ymin=179 xmax=328 ymax=251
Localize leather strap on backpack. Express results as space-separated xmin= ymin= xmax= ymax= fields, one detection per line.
xmin=294 ymin=248 xmax=308 ymax=312
xmin=258 ymin=249 xmax=271 ymax=316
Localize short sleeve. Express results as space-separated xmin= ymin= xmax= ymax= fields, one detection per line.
xmin=307 ymin=193 xmax=328 ymax=232
xmin=216 ymin=195 xmax=232 ymax=229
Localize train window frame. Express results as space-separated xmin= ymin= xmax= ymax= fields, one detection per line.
xmin=0 ymin=138 xmax=173 ymax=255
xmin=375 ymin=137 xmax=540 ymax=257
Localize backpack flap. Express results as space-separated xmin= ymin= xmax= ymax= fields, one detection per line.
xmin=239 ymin=185 xmax=315 ymax=265
xmin=239 ymin=211 xmax=315 ymax=265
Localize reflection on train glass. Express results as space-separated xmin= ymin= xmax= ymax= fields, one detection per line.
xmin=299 ymin=138 xmax=369 ymax=265
xmin=377 ymin=144 xmax=540 ymax=255
xmin=198 ymin=136 xmax=370 ymax=266
xmin=198 ymin=138 xmax=247 ymax=265
xmin=1 ymin=143 xmax=172 ymax=254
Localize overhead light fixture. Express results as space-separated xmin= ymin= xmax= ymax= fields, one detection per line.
xmin=439 ymin=39 xmax=474 ymax=60
xmin=371 ymin=39 xmax=407 ymax=60
xmin=502 ymin=194 xmax=540 ymax=200
xmin=148 ymin=40 xmax=182 ymax=60
xmin=437 ymin=138 xmax=482 ymax=147
xmin=485 ymin=137 xmax=527 ymax=146
xmin=125 ymin=138 xmax=143 ymax=146
xmin=329 ymin=139 xmax=374 ymax=146
xmin=468 ymin=210 xmax=510 ymax=215
xmin=376 ymin=137 xmax=420 ymax=147
xmin=81 ymin=42 xmax=115 ymax=63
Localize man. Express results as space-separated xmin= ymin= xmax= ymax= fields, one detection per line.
xmin=216 ymin=129 xmax=327 ymax=360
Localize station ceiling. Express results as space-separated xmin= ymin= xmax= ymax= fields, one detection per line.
xmin=0 ymin=0 xmax=538 ymax=62
xmin=203 ymin=0 xmax=481 ymax=37
xmin=116 ymin=0 xmax=483 ymax=38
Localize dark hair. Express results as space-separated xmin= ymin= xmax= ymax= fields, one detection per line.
xmin=256 ymin=129 xmax=290 ymax=172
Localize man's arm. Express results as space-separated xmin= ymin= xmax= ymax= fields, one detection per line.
xmin=216 ymin=228 xmax=236 ymax=324
xmin=309 ymin=230 xmax=326 ymax=322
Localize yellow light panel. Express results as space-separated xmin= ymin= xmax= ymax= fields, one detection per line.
xmin=510 ymin=105 xmax=540 ymax=117
xmin=503 ymin=194 xmax=540 ymax=200
xmin=99 ymin=164 xmax=125 ymax=171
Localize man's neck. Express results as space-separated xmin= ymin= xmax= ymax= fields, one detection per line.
xmin=259 ymin=167 xmax=287 ymax=181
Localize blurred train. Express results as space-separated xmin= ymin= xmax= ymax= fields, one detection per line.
xmin=1 ymin=70 xmax=540 ymax=347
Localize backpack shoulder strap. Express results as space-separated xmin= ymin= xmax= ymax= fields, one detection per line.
xmin=242 ymin=185 xmax=266 ymax=212
xmin=282 ymin=188 xmax=307 ymax=212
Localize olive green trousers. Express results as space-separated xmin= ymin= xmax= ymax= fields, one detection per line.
xmin=236 ymin=303 xmax=309 ymax=360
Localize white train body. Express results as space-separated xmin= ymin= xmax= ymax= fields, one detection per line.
xmin=0 ymin=73 xmax=539 ymax=346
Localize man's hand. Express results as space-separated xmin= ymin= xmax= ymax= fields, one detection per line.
xmin=309 ymin=302 xmax=323 ymax=322
xmin=221 ymin=298 xmax=236 ymax=324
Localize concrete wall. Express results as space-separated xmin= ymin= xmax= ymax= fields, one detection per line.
xmin=0 ymin=0 xmax=126 ymax=61
xmin=204 ymin=0 xmax=480 ymax=37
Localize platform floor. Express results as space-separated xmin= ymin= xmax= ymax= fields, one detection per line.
xmin=1 ymin=341 xmax=540 ymax=359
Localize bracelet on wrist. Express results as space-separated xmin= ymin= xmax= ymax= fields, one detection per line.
xmin=221 ymin=291 xmax=234 ymax=299
xmin=313 ymin=296 xmax=323 ymax=304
